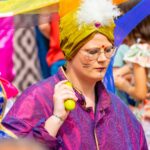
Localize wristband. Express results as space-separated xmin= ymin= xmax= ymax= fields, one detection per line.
xmin=53 ymin=114 xmax=64 ymax=122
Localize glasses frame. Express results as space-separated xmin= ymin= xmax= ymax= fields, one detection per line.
xmin=79 ymin=46 xmax=117 ymax=61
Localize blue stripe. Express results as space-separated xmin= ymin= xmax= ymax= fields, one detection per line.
xmin=0 ymin=85 xmax=5 ymax=115
xmin=115 ymin=0 xmax=150 ymax=46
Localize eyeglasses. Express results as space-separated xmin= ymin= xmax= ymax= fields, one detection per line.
xmin=80 ymin=46 xmax=116 ymax=61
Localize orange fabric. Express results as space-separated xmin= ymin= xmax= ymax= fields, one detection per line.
xmin=113 ymin=0 xmax=128 ymax=5
xmin=46 ymin=13 xmax=64 ymax=66
xmin=59 ymin=0 xmax=80 ymax=17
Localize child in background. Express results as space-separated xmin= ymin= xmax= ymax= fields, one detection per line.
xmin=114 ymin=0 xmax=150 ymax=103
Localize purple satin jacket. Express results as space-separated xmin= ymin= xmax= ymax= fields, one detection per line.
xmin=2 ymin=67 xmax=148 ymax=150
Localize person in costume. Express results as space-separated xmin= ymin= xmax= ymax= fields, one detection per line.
xmin=2 ymin=0 xmax=148 ymax=149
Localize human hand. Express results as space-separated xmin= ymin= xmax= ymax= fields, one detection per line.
xmin=143 ymin=104 xmax=150 ymax=120
xmin=114 ymin=74 xmax=131 ymax=93
xmin=113 ymin=64 xmax=132 ymax=77
xmin=53 ymin=80 xmax=78 ymax=121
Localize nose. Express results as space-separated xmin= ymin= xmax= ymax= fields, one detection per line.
xmin=97 ymin=52 xmax=107 ymax=62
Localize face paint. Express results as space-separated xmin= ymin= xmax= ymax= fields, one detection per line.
xmin=81 ymin=63 xmax=91 ymax=68
xmin=79 ymin=55 xmax=93 ymax=68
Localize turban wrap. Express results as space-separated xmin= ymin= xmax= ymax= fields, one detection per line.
xmin=60 ymin=10 xmax=115 ymax=60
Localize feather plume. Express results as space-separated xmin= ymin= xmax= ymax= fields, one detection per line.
xmin=77 ymin=0 xmax=120 ymax=27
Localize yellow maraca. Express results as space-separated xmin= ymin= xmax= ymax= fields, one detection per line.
xmin=64 ymin=81 xmax=76 ymax=111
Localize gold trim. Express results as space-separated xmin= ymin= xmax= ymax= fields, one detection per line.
xmin=62 ymin=67 xmax=99 ymax=149
xmin=94 ymin=129 xmax=100 ymax=150
xmin=0 ymin=81 xmax=18 ymax=138
xmin=61 ymin=67 xmax=82 ymax=94
xmin=0 ymin=81 xmax=7 ymax=120
xmin=0 ymin=124 xmax=17 ymax=139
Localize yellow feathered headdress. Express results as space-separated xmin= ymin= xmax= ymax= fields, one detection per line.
xmin=59 ymin=0 xmax=120 ymax=59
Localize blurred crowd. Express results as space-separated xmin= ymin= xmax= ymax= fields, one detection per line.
xmin=113 ymin=0 xmax=150 ymax=147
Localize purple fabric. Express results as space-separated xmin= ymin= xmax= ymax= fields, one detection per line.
xmin=2 ymin=67 xmax=148 ymax=150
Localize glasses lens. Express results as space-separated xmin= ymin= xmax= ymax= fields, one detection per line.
xmin=105 ymin=47 xmax=116 ymax=58
xmin=81 ymin=47 xmax=116 ymax=60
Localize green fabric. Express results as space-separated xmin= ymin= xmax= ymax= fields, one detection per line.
xmin=115 ymin=88 xmax=128 ymax=104
xmin=60 ymin=10 xmax=115 ymax=60
xmin=124 ymin=44 xmax=150 ymax=68
xmin=113 ymin=44 xmax=130 ymax=67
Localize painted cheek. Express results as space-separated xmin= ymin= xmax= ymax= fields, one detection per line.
xmin=82 ymin=55 xmax=92 ymax=62
xmin=79 ymin=55 xmax=92 ymax=68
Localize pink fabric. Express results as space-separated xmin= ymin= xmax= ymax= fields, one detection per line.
xmin=0 ymin=77 xmax=18 ymax=99
xmin=0 ymin=17 xmax=15 ymax=82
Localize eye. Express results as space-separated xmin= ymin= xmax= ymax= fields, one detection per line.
xmin=105 ymin=47 xmax=113 ymax=53
xmin=87 ymin=48 xmax=99 ymax=54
